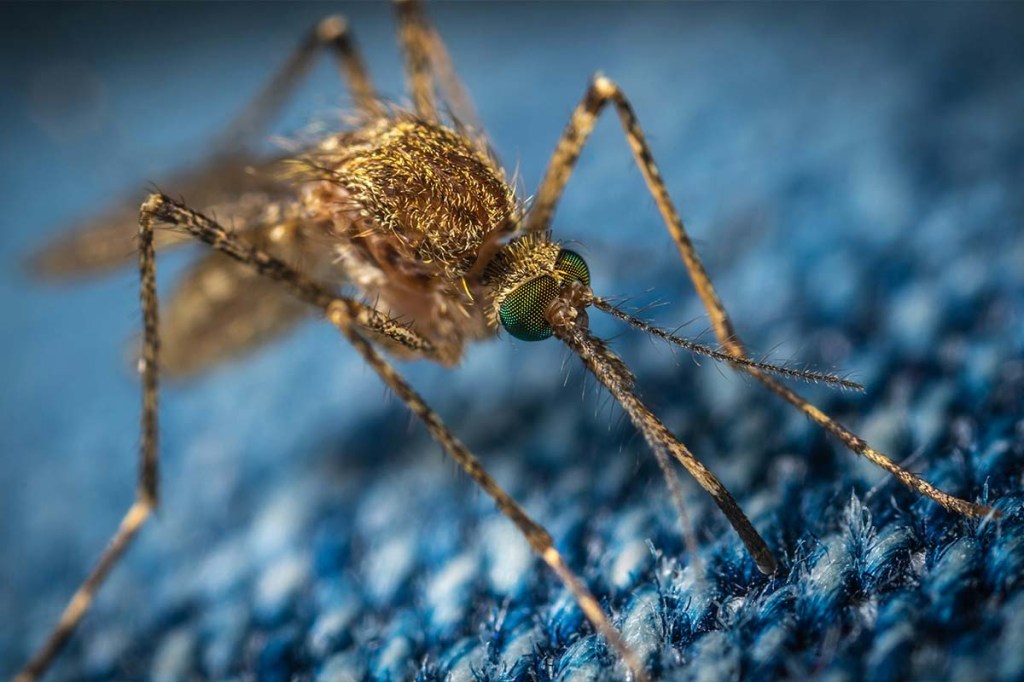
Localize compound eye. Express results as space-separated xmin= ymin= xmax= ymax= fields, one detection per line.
xmin=498 ymin=275 xmax=560 ymax=341
xmin=555 ymin=249 xmax=590 ymax=286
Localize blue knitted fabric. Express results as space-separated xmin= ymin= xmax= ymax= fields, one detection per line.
xmin=1 ymin=3 xmax=1023 ymax=681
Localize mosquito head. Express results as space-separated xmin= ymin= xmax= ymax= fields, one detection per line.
xmin=485 ymin=234 xmax=865 ymax=391
xmin=484 ymin=232 xmax=593 ymax=341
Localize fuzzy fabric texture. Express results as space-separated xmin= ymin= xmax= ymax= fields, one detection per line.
xmin=1 ymin=3 xmax=1022 ymax=681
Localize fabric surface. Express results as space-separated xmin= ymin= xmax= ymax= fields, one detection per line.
xmin=1 ymin=3 xmax=1022 ymax=681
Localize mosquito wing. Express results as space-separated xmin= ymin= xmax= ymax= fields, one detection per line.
xmin=30 ymin=152 xmax=289 ymax=279
xmin=156 ymin=216 xmax=329 ymax=378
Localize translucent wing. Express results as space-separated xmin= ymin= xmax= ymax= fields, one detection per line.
xmin=30 ymin=153 xmax=288 ymax=278
xmin=156 ymin=217 xmax=323 ymax=378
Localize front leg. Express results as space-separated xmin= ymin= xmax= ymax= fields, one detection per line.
xmin=528 ymin=74 xmax=992 ymax=519
xmin=141 ymin=193 xmax=650 ymax=681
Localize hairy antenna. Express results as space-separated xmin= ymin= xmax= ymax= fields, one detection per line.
xmin=592 ymin=297 xmax=864 ymax=392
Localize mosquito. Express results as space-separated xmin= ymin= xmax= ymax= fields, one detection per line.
xmin=20 ymin=2 xmax=996 ymax=680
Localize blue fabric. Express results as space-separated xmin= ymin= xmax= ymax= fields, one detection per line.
xmin=1 ymin=3 xmax=1022 ymax=681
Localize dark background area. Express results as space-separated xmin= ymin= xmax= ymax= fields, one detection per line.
xmin=1 ymin=2 xmax=1022 ymax=680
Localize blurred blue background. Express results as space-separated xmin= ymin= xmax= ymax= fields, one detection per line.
xmin=1 ymin=2 xmax=1022 ymax=680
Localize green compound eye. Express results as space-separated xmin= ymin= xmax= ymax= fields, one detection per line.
xmin=499 ymin=275 xmax=560 ymax=341
xmin=555 ymin=249 xmax=590 ymax=286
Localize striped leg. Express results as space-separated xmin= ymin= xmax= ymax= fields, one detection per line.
xmin=16 ymin=195 xmax=165 ymax=682
xmin=31 ymin=15 xmax=382 ymax=280
xmin=528 ymin=75 xmax=992 ymax=518
xmin=138 ymin=194 xmax=650 ymax=681
xmin=554 ymin=321 xmax=777 ymax=576
xmin=217 ymin=14 xmax=381 ymax=152
xmin=326 ymin=304 xmax=649 ymax=681
xmin=392 ymin=0 xmax=481 ymax=132
xmin=15 ymin=195 xmax=436 ymax=682
xmin=395 ymin=0 xmax=437 ymax=121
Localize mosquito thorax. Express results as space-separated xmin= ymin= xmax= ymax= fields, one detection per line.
xmin=297 ymin=117 xmax=516 ymax=281
xmin=484 ymin=233 xmax=592 ymax=341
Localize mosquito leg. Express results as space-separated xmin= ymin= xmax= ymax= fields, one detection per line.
xmin=16 ymin=193 xmax=168 ymax=682
xmin=555 ymin=323 xmax=777 ymax=575
xmin=19 ymin=192 xmax=441 ymax=680
xmin=327 ymin=304 xmax=649 ymax=681
xmin=651 ymin=445 xmax=706 ymax=582
xmin=17 ymin=502 xmax=153 ymax=682
xmin=217 ymin=15 xmax=380 ymax=153
xmin=139 ymin=196 xmax=436 ymax=358
xmin=391 ymin=0 xmax=482 ymax=133
xmin=420 ymin=18 xmax=481 ymax=133
xmin=135 ymin=193 xmax=649 ymax=680
xmin=529 ymin=75 xmax=993 ymax=518
xmin=320 ymin=17 xmax=380 ymax=117
xmin=392 ymin=0 xmax=485 ymax=134
xmin=750 ymin=375 xmax=992 ymax=517
xmin=525 ymin=76 xmax=736 ymax=350
xmin=394 ymin=0 xmax=438 ymax=121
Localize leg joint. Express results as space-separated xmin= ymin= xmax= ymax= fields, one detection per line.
xmin=139 ymin=192 xmax=167 ymax=223
xmin=326 ymin=300 xmax=352 ymax=328
xmin=591 ymin=73 xmax=620 ymax=99
xmin=316 ymin=15 xmax=349 ymax=44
